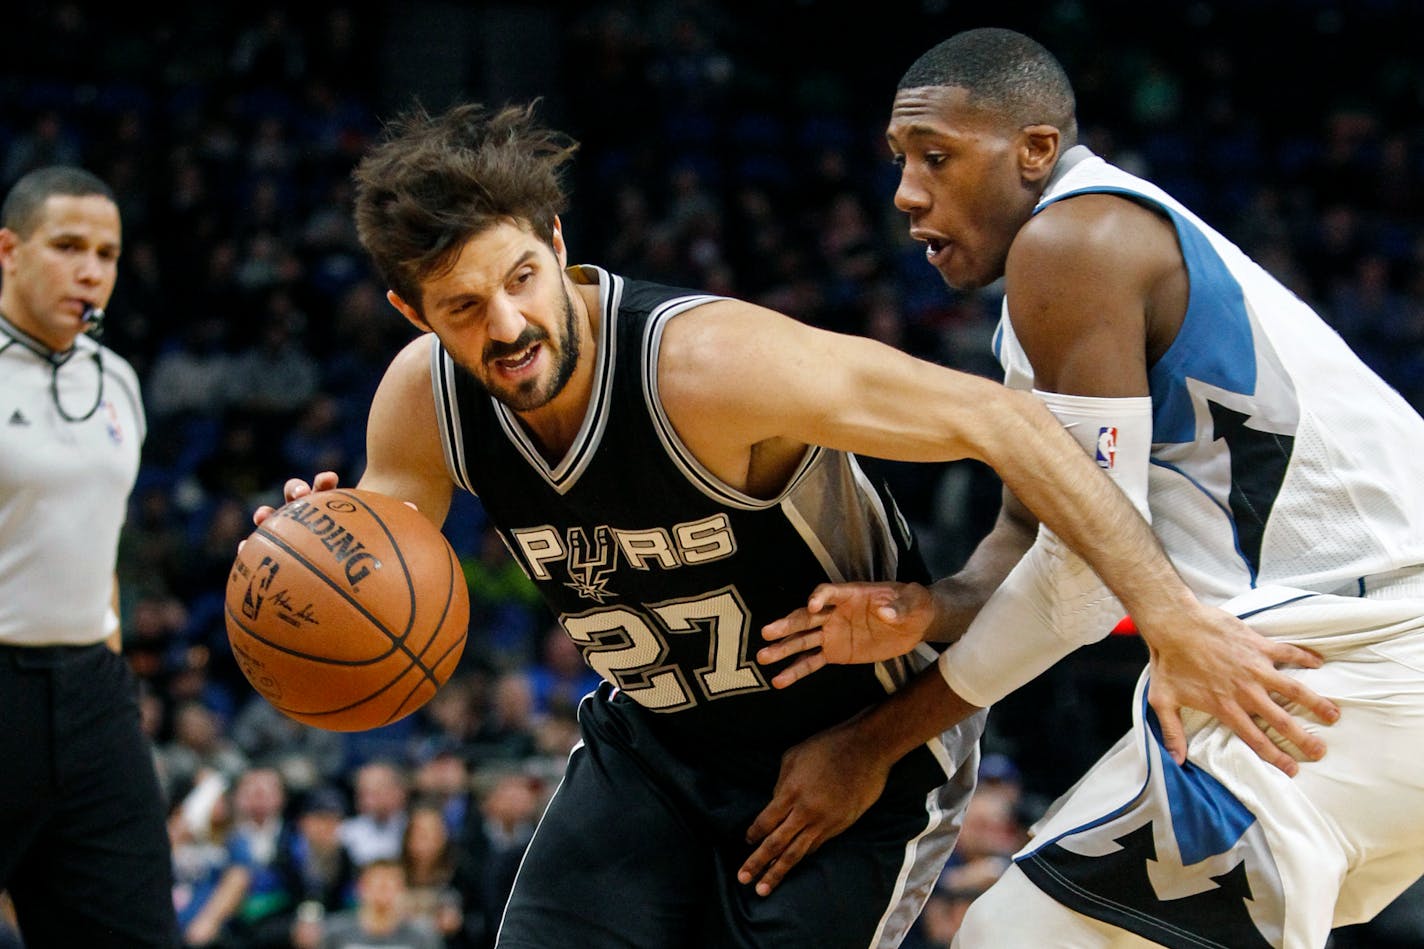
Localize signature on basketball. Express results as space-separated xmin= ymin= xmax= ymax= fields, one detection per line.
xmin=271 ymin=589 xmax=319 ymax=628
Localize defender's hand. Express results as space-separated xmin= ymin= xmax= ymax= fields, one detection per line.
xmin=758 ymin=582 xmax=937 ymax=688
xmin=738 ymin=718 xmax=890 ymax=896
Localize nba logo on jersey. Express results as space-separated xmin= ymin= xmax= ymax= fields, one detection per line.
xmin=1095 ymin=426 xmax=1117 ymax=469
xmin=103 ymin=399 xmax=124 ymax=445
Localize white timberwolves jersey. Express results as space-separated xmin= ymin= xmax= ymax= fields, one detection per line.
xmin=982 ymin=150 xmax=1424 ymax=949
xmin=995 ymin=147 xmax=1424 ymax=606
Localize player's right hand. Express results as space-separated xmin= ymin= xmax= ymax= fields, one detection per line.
xmin=757 ymin=581 xmax=937 ymax=688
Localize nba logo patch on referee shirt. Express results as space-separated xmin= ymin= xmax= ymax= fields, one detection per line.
xmin=1095 ymin=426 xmax=1117 ymax=469
xmin=103 ymin=399 xmax=125 ymax=445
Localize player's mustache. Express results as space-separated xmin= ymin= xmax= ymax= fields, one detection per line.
xmin=484 ymin=326 xmax=549 ymax=362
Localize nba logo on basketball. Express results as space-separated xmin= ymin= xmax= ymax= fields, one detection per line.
xmin=1095 ymin=426 xmax=1117 ymax=469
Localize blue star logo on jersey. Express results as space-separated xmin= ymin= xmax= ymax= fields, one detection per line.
xmin=563 ymin=526 xmax=618 ymax=603
xmin=1016 ymin=697 xmax=1284 ymax=949
xmin=1019 ymin=819 xmax=1273 ymax=949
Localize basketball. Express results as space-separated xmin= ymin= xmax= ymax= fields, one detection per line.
xmin=225 ymin=488 xmax=469 ymax=732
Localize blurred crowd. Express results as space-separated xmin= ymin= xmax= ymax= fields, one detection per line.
xmin=2 ymin=2 xmax=1421 ymax=946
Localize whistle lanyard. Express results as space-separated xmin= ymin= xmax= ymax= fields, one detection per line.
xmin=0 ymin=327 xmax=106 ymax=424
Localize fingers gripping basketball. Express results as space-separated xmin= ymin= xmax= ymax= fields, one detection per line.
xmin=226 ymin=489 xmax=469 ymax=731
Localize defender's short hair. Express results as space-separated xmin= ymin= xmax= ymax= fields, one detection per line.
xmin=898 ymin=28 xmax=1076 ymax=136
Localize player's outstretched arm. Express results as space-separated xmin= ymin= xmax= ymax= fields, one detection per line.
xmin=668 ymin=301 xmax=1337 ymax=769
xmin=351 ymin=333 xmax=454 ymax=525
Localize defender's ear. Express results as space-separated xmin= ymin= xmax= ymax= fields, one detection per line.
xmin=1020 ymin=125 xmax=1061 ymax=183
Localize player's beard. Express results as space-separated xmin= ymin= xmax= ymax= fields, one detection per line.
xmin=478 ymin=287 xmax=581 ymax=412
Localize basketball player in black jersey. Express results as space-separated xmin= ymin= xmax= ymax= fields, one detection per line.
xmin=254 ymin=102 xmax=1331 ymax=947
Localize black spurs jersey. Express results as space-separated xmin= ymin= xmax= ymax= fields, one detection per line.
xmin=432 ymin=266 xmax=953 ymax=777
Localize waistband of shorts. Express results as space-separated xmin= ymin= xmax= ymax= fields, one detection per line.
xmin=1358 ymin=566 xmax=1424 ymax=601
xmin=0 ymin=640 xmax=109 ymax=668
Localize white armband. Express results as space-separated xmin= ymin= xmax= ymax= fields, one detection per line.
xmin=1032 ymin=390 xmax=1153 ymax=517
xmin=938 ymin=392 xmax=1153 ymax=707
xmin=103 ymin=606 xmax=121 ymax=638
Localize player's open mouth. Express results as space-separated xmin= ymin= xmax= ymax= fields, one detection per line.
xmin=494 ymin=344 xmax=541 ymax=373
xmin=910 ymin=227 xmax=951 ymax=266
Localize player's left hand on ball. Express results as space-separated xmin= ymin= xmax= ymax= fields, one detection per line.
xmin=242 ymin=472 xmax=341 ymax=554
xmin=737 ymin=718 xmax=891 ymax=896
xmin=1143 ymin=603 xmax=1340 ymax=777
xmin=250 ymin=471 xmax=341 ymax=528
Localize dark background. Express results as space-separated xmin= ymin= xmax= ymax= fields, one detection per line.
xmin=2 ymin=2 xmax=1420 ymax=944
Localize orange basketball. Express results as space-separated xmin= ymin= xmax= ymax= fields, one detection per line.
xmin=225 ymin=488 xmax=469 ymax=732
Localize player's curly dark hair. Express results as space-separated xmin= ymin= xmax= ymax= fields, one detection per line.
xmin=899 ymin=28 xmax=1078 ymax=145
xmin=352 ymin=100 xmax=579 ymax=313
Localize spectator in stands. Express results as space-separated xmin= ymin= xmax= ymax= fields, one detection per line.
xmin=285 ymin=786 xmax=358 ymax=920
xmin=339 ymin=761 xmax=410 ymax=868
xmin=157 ymin=700 xmax=250 ymax=804
xmin=400 ymin=801 xmax=481 ymax=947
xmin=181 ymin=765 xmax=294 ymax=948
xmin=317 ymin=859 xmax=440 ymax=949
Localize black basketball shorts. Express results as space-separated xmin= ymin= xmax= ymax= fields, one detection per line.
xmin=495 ymin=683 xmax=972 ymax=948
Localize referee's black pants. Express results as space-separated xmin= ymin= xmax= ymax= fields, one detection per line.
xmin=0 ymin=642 xmax=178 ymax=948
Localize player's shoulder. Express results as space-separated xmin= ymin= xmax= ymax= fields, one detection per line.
xmin=396 ymin=329 xmax=438 ymax=362
xmin=389 ymin=331 xmax=439 ymax=379
xmin=374 ymin=332 xmax=441 ymax=408
xmin=654 ymin=295 xmax=803 ymax=393
xmin=1022 ymin=190 xmax=1172 ymax=253
xmin=1010 ymin=191 xmax=1180 ymax=292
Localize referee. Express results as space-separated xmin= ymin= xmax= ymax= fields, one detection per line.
xmin=0 ymin=167 xmax=178 ymax=946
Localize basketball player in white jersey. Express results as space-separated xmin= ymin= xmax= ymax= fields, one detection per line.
xmin=0 ymin=167 xmax=177 ymax=946
xmin=749 ymin=27 xmax=1424 ymax=949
